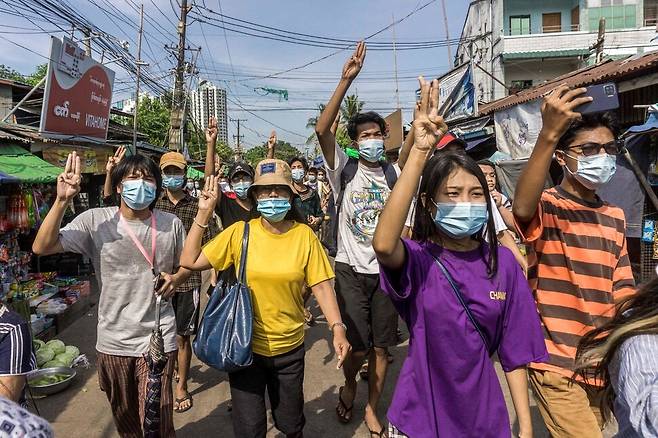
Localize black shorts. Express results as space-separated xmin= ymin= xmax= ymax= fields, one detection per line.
xmin=334 ymin=262 xmax=399 ymax=352
xmin=172 ymin=287 xmax=200 ymax=336
xmin=229 ymin=345 xmax=305 ymax=437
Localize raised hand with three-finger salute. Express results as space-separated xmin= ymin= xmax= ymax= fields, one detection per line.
xmin=266 ymin=130 xmax=277 ymax=159
xmin=106 ymin=145 xmax=126 ymax=174
xmin=198 ymin=175 xmax=219 ymax=214
xmin=411 ymin=76 xmax=448 ymax=155
xmin=206 ymin=116 xmax=218 ymax=145
xmin=341 ymin=41 xmax=366 ymax=81
xmin=58 ymin=152 xmax=82 ymax=203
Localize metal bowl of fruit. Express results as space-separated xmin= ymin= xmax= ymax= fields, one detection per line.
xmin=27 ymin=367 xmax=76 ymax=396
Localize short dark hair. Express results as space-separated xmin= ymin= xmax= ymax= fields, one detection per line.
xmin=347 ymin=111 xmax=387 ymax=141
xmin=307 ymin=167 xmax=318 ymax=175
xmin=477 ymin=159 xmax=495 ymax=169
xmin=556 ymin=112 xmax=620 ymax=151
xmin=413 ymin=152 xmax=498 ymax=278
xmin=110 ymin=154 xmax=162 ymax=210
xmin=287 ymin=156 xmax=309 ymax=172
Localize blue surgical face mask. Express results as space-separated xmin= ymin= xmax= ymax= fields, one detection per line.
xmin=291 ymin=168 xmax=305 ymax=182
xmin=432 ymin=201 xmax=488 ymax=239
xmin=162 ymin=174 xmax=185 ymax=191
xmin=564 ymin=152 xmax=616 ymax=190
xmin=121 ymin=179 xmax=157 ymax=211
xmin=257 ymin=197 xmax=291 ymax=223
xmin=358 ymin=139 xmax=385 ymax=163
xmin=232 ymin=181 xmax=252 ymax=199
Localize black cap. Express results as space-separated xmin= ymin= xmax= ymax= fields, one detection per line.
xmin=228 ymin=161 xmax=255 ymax=180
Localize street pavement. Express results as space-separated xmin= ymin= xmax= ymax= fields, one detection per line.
xmin=33 ymin=287 xmax=618 ymax=437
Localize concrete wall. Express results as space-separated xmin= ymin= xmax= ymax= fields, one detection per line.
xmin=503 ymin=0 xmax=580 ymax=34
xmin=504 ymin=58 xmax=580 ymax=87
xmin=456 ymin=0 xmax=507 ymax=103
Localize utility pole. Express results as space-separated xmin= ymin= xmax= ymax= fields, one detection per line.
xmin=168 ymin=0 xmax=189 ymax=151
xmin=82 ymin=28 xmax=92 ymax=56
xmin=440 ymin=0 xmax=452 ymax=66
xmin=392 ymin=14 xmax=400 ymax=109
xmin=591 ymin=17 xmax=606 ymax=64
xmin=132 ymin=4 xmax=146 ymax=154
xmin=230 ymin=117 xmax=246 ymax=158
xmin=179 ymin=47 xmax=201 ymax=156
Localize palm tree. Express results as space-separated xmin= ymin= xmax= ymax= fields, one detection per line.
xmin=306 ymin=103 xmax=326 ymax=144
xmin=340 ymin=94 xmax=365 ymax=122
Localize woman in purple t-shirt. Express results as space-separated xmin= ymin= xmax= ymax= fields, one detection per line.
xmin=372 ymin=78 xmax=548 ymax=438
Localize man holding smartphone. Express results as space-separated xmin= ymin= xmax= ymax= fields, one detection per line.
xmin=513 ymin=86 xmax=635 ymax=436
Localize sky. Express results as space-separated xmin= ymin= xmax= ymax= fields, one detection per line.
xmin=0 ymin=0 xmax=471 ymax=153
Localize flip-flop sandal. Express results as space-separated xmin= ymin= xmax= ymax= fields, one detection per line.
xmin=359 ymin=363 xmax=369 ymax=381
xmin=335 ymin=386 xmax=354 ymax=424
xmin=365 ymin=423 xmax=387 ymax=437
xmin=174 ymin=393 xmax=193 ymax=413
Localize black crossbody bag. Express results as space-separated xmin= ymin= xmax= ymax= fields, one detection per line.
xmin=429 ymin=254 xmax=493 ymax=356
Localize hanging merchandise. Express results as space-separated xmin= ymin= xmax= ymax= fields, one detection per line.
xmin=643 ymin=220 xmax=655 ymax=243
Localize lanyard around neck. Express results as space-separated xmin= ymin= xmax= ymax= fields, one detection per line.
xmin=119 ymin=213 xmax=157 ymax=274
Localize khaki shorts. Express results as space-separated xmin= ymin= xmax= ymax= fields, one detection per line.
xmin=528 ymin=368 xmax=604 ymax=438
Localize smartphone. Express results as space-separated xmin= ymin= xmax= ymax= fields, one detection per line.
xmin=576 ymin=82 xmax=619 ymax=115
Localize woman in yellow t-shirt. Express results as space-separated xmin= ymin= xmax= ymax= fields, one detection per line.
xmin=181 ymin=159 xmax=350 ymax=438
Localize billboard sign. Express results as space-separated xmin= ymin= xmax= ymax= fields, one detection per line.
xmin=437 ymin=63 xmax=477 ymax=123
xmin=40 ymin=37 xmax=115 ymax=141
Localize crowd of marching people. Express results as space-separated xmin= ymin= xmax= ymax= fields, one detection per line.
xmin=1 ymin=41 xmax=655 ymax=438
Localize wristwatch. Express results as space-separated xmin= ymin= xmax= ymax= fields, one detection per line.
xmin=329 ymin=322 xmax=347 ymax=333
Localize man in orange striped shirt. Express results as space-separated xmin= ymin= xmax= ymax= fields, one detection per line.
xmin=514 ymin=85 xmax=635 ymax=437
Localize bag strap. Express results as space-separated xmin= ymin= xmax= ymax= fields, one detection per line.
xmin=237 ymin=222 xmax=250 ymax=284
xmin=429 ymin=254 xmax=492 ymax=354
xmin=119 ymin=212 xmax=157 ymax=275
xmin=380 ymin=161 xmax=398 ymax=189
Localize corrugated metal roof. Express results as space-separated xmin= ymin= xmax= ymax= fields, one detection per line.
xmin=0 ymin=128 xmax=29 ymax=143
xmin=479 ymin=51 xmax=658 ymax=115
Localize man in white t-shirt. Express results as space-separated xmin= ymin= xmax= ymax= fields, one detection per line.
xmin=33 ymin=152 xmax=189 ymax=437
xmin=315 ymin=41 xmax=397 ymax=435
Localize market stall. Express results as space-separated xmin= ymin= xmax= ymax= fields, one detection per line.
xmin=0 ymin=143 xmax=95 ymax=342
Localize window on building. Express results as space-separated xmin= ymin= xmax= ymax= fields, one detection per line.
xmin=588 ymin=4 xmax=637 ymax=30
xmin=510 ymin=15 xmax=531 ymax=35
xmin=542 ymin=12 xmax=562 ymax=32
xmin=509 ymin=80 xmax=533 ymax=94
xmin=646 ymin=0 xmax=658 ymax=26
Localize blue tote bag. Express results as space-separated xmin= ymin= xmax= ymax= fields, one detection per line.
xmin=193 ymin=222 xmax=253 ymax=372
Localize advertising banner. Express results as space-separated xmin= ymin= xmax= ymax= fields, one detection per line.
xmin=42 ymin=145 xmax=114 ymax=174
xmin=40 ymin=37 xmax=115 ymax=142
xmin=437 ymin=63 xmax=477 ymax=123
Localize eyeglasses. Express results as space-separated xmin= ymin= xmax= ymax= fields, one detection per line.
xmin=566 ymin=140 xmax=622 ymax=156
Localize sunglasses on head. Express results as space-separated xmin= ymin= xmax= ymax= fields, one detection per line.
xmin=566 ymin=140 xmax=622 ymax=157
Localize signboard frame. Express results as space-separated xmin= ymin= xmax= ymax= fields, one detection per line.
xmin=40 ymin=36 xmax=115 ymax=142
xmin=436 ymin=61 xmax=478 ymax=124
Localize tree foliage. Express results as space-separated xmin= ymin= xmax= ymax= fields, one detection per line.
xmin=0 ymin=64 xmax=48 ymax=85
xmin=306 ymin=95 xmax=364 ymax=146
xmin=136 ymin=96 xmax=170 ymax=147
xmin=340 ymin=94 xmax=365 ymax=122
xmin=244 ymin=140 xmax=301 ymax=167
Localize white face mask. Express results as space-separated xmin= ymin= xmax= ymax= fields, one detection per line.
xmin=564 ymin=153 xmax=617 ymax=190
xmin=358 ymin=139 xmax=385 ymax=162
